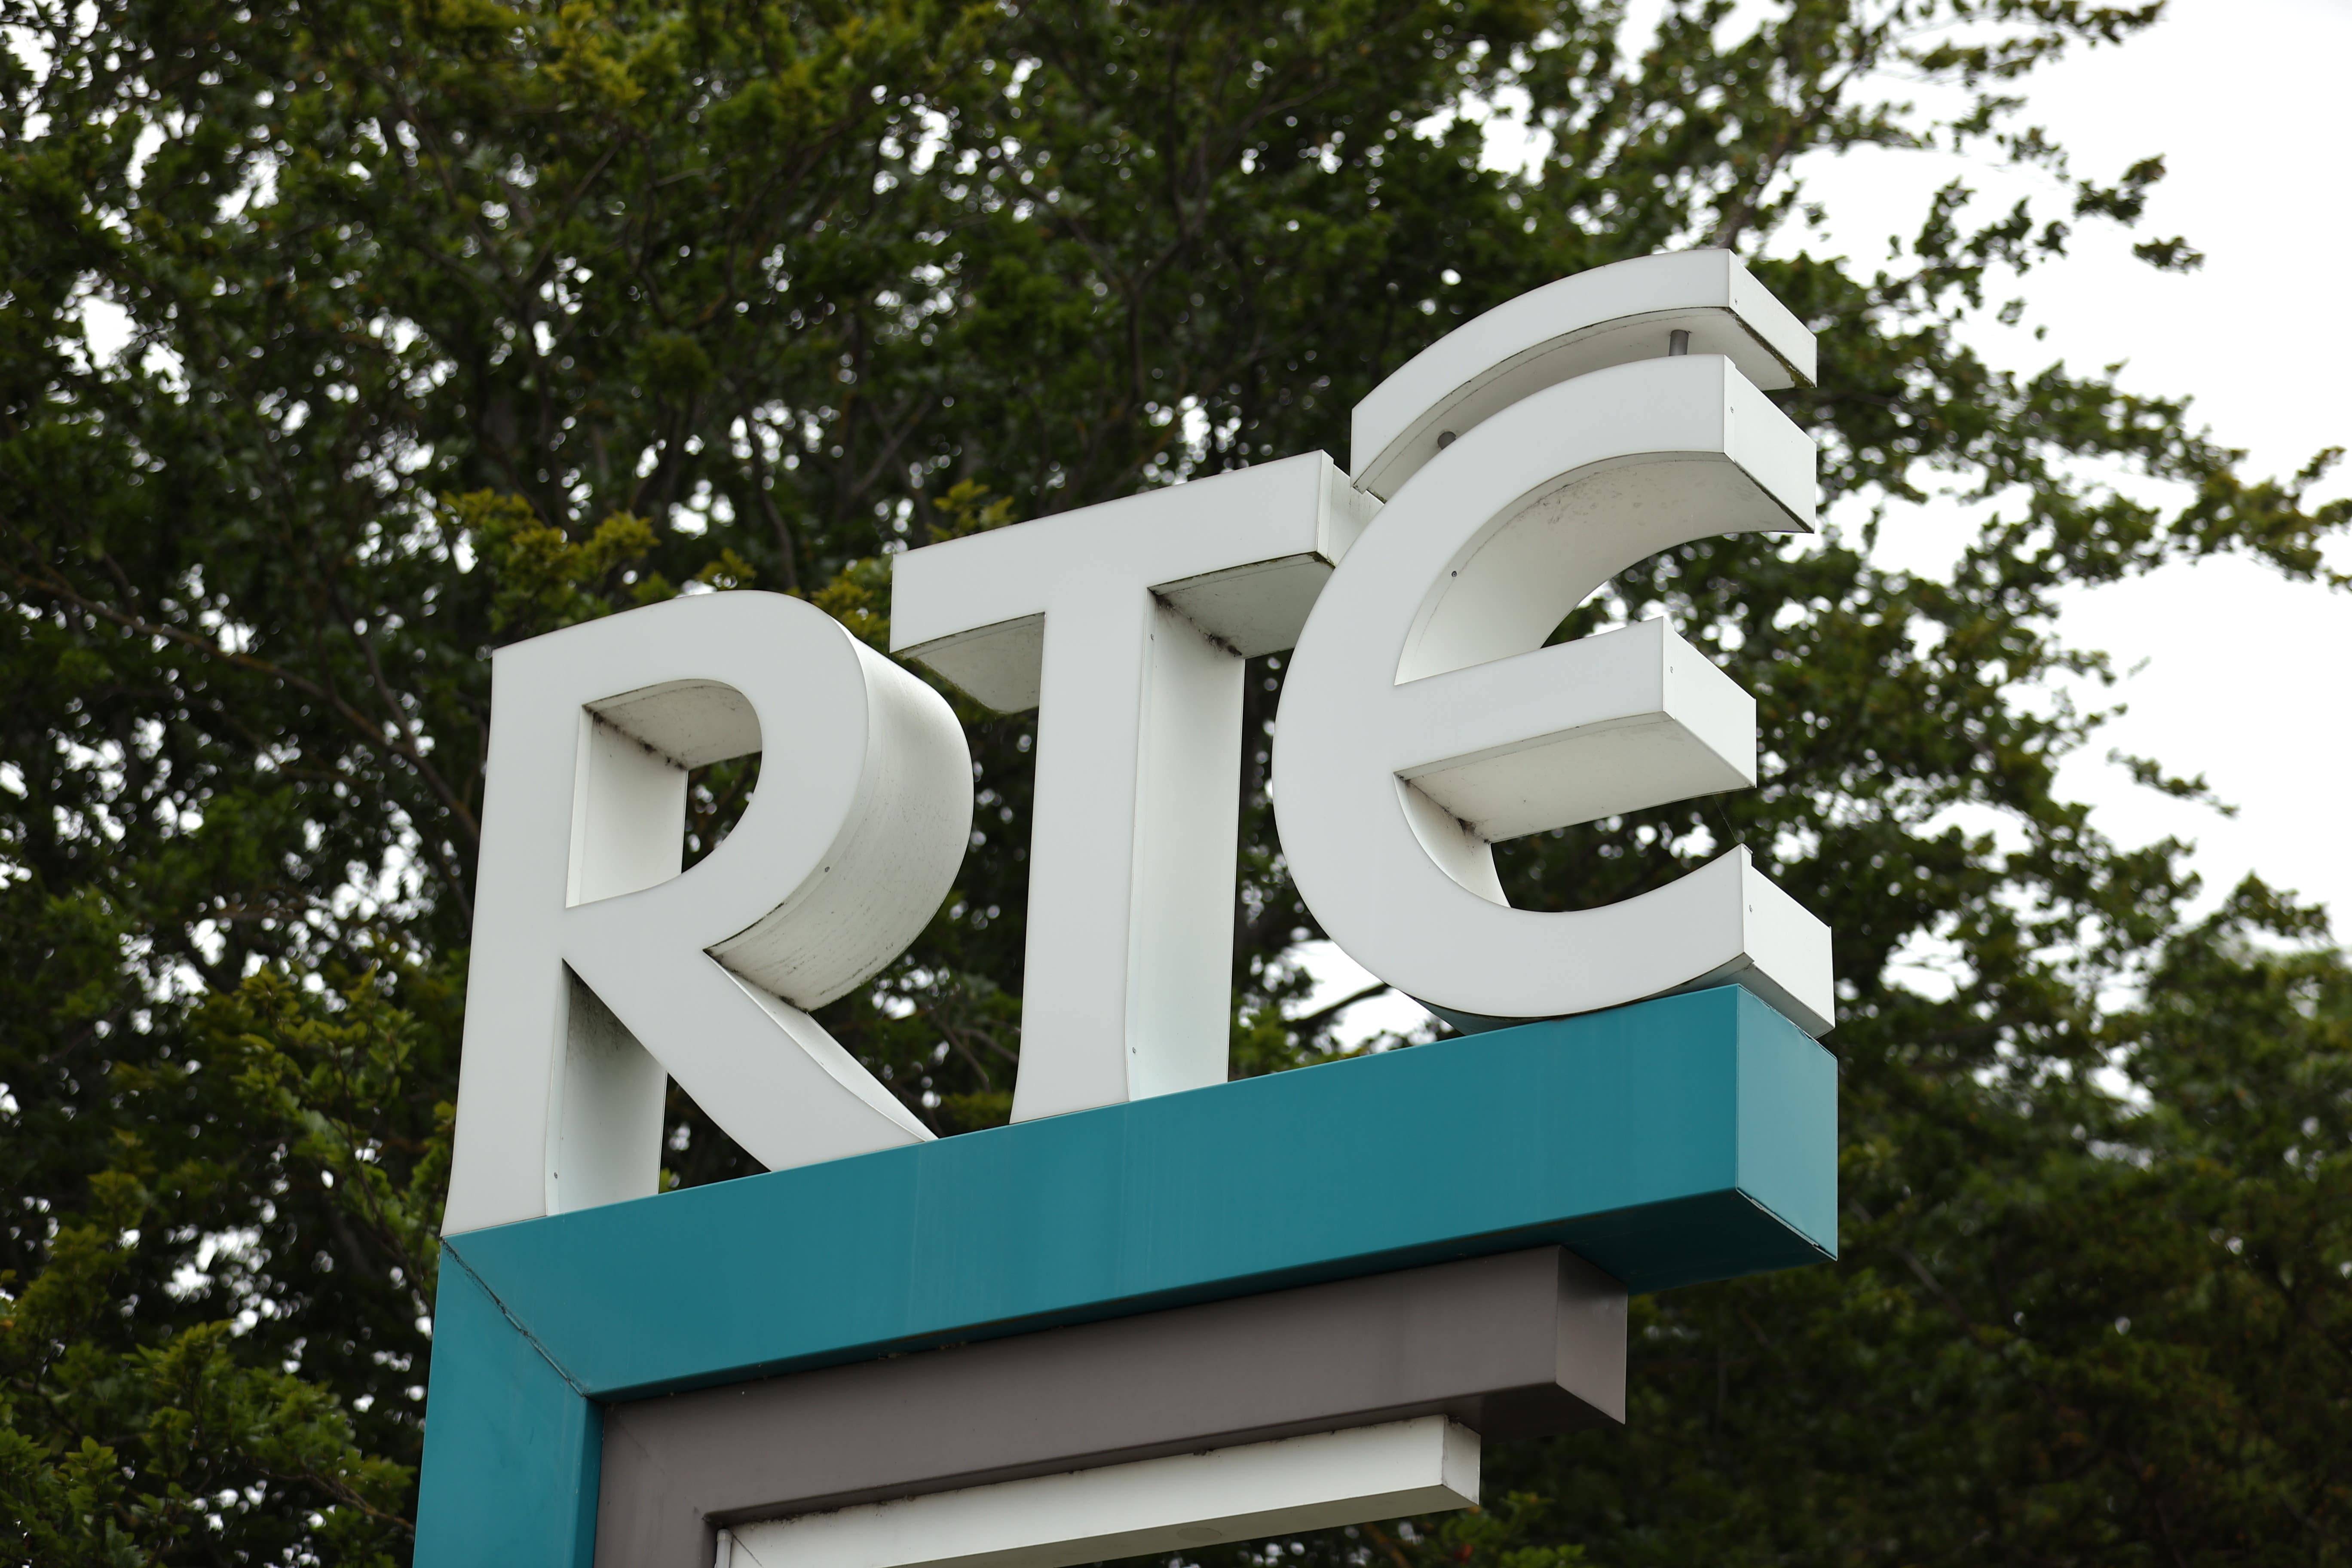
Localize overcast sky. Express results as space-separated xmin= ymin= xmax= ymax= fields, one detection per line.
xmin=1311 ymin=0 xmax=2352 ymax=1040
xmin=1812 ymin=0 xmax=2352 ymax=915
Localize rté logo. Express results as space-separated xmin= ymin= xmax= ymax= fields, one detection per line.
xmin=443 ymin=250 xmax=1834 ymax=1236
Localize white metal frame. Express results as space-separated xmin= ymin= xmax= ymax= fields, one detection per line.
xmin=718 ymin=1418 xmax=1479 ymax=1568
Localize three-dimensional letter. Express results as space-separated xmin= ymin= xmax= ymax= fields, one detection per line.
xmin=444 ymin=592 xmax=971 ymax=1234
xmin=1275 ymin=251 xmax=1836 ymax=1035
xmin=891 ymin=456 xmax=1371 ymax=1121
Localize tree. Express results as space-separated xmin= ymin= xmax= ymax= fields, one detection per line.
xmin=2 ymin=0 xmax=2345 ymax=1562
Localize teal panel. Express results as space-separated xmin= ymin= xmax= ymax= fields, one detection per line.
xmin=444 ymin=984 xmax=1835 ymax=1401
xmin=413 ymin=1248 xmax=602 ymax=1568
xmin=1734 ymin=986 xmax=1841 ymax=1245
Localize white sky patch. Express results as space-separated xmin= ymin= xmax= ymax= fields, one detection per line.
xmin=1777 ymin=0 xmax=2352 ymax=932
xmin=1287 ymin=940 xmax=1438 ymax=1051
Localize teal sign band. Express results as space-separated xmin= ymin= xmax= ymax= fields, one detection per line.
xmin=414 ymin=984 xmax=1837 ymax=1565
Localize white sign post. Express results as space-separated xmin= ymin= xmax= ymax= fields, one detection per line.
xmin=417 ymin=250 xmax=1845 ymax=1568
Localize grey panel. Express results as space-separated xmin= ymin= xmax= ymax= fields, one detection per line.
xmin=594 ymin=1248 xmax=1624 ymax=1568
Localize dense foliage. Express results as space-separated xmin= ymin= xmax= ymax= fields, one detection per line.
xmin=2 ymin=0 xmax=2346 ymax=1562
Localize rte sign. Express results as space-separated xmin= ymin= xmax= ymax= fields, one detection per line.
xmin=417 ymin=251 xmax=1842 ymax=1568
